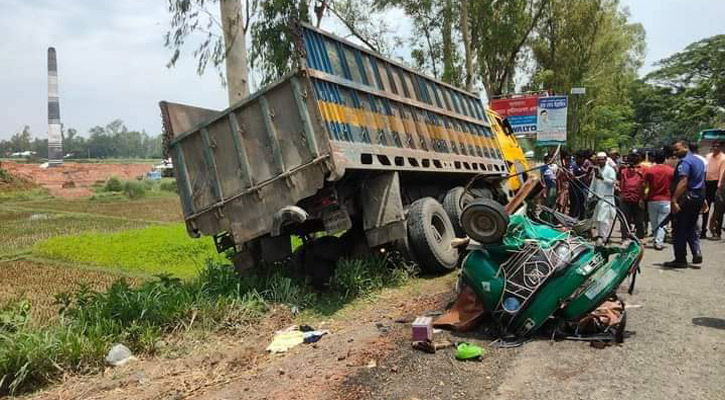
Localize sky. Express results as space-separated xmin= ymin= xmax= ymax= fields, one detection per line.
xmin=0 ymin=0 xmax=723 ymax=140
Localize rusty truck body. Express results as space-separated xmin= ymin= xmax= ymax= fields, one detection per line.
xmin=160 ymin=24 xmax=528 ymax=275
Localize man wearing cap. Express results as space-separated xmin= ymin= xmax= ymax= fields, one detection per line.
xmin=665 ymin=140 xmax=706 ymax=268
xmin=590 ymin=151 xmax=617 ymax=245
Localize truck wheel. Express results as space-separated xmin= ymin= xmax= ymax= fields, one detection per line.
xmin=407 ymin=197 xmax=458 ymax=274
xmin=443 ymin=187 xmax=474 ymax=237
xmin=302 ymin=236 xmax=344 ymax=289
xmin=460 ymin=198 xmax=509 ymax=244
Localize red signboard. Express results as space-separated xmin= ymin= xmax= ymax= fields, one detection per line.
xmin=489 ymin=96 xmax=540 ymax=134
xmin=489 ymin=96 xmax=539 ymax=118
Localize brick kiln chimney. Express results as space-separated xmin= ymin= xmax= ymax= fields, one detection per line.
xmin=47 ymin=47 xmax=63 ymax=166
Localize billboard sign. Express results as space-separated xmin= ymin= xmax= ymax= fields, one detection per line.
xmin=489 ymin=96 xmax=538 ymax=135
xmin=536 ymin=96 xmax=568 ymax=146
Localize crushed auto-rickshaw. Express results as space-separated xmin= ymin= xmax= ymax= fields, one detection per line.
xmin=436 ymin=167 xmax=643 ymax=345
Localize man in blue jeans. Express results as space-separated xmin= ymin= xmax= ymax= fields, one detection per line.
xmin=665 ymin=140 xmax=706 ymax=268
xmin=645 ymin=151 xmax=674 ymax=250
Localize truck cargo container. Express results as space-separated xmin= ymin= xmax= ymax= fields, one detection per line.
xmin=160 ymin=23 xmax=530 ymax=276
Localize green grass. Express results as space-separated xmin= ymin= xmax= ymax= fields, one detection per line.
xmin=33 ymin=224 xmax=225 ymax=278
xmin=0 ymin=209 xmax=149 ymax=257
xmin=0 ymin=188 xmax=52 ymax=203
xmin=0 ymin=254 xmax=419 ymax=395
xmin=6 ymin=195 xmax=183 ymax=223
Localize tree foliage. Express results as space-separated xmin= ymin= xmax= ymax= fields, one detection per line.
xmin=0 ymin=121 xmax=162 ymax=160
xmin=160 ymin=0 xmax=724 ymax=153
xmin=633 ymin=34 xmax=725 ymax=143
xmin=165 ymin=0 xmax=257 ymax=84
xmin=529 ymin=0 xmax=645 ymax=150
xmin=470 ymin=0 xmax=548 ymax=96
xmin=250 ymin=0 xmax=310 ymax=85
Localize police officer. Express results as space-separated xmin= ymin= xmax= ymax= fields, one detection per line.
xmin=665 ymin=140 xmax=706 ymax=268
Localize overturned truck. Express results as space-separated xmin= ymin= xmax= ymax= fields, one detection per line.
xmin=160 ymin=23 xmax=529 ymax=276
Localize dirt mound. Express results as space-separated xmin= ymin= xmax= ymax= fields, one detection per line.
xmin=0 ymin=166 xmax=37 ymax=191
xmin=0 ymin=161 xmax=154 ymax=198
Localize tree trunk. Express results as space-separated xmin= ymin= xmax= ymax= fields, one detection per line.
xmin=460 ymin=0 xmax=473 ymax=91
xmin=441 ymin=0 xmax=455 ymax=84
xmin=220 ymin=0 xmax=249 ymax=105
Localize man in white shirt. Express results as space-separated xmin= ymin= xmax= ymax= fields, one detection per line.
xmin=590 ymin=152 xmax=617 ymax=245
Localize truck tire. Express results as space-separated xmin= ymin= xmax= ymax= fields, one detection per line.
xmin=302 ymin=236 xmax=344 ymax=289
xmin=407 ymin=197 xmax=458 ymax=274
xmin=443 ymin=187 xmax=474 ymax=238
xmin=460 ymin=198 xmax=509 ymax=244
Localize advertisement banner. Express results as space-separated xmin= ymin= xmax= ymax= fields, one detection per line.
xmin=536 ymin=96 xmax=568 ymax=146
xmin=489 ymin=96 xmax=539 ymax=135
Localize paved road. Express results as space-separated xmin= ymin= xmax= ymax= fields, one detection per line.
xmin=492 ymin=239 xmax=725 ymax=400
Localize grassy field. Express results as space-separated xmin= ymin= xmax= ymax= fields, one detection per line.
xmin=11 ymin=195 xmax=183 ymax=223
xmin=0 ymin=173 xmax=424 ymax=396
xmin=0 ymin=260 xmax=142 ymax=325
xmin=0 ymin=209 xmax=149 ymax=257
xmin=33 ymin=224 xmax=224 ymax=279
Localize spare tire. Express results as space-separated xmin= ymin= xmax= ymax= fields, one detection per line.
xmin=443 ymin=187 xmax=474 ymax=237
xmin=407 ymin=197 xmax=458 ymax=273
xmin=460 ymin=198 xmax=509 ymax=244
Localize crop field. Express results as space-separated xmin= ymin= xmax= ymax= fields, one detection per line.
xmin=0 ymin=176 xmax=207 ymax=331
xmin=33 ymin=223 xmax=224 ymax=278
xmin=11 ymin=194 xmax=184 ymax=223
xmin=0 ymin=260 xmax=141 ymax=325
xmin=0 ymin=209 xmax=149 ymax=256
xmin=0 ymin=167 xmax=419 ymax=396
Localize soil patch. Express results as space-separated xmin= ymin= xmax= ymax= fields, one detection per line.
xmin=1 ymin=161 xmax=154 ymax=198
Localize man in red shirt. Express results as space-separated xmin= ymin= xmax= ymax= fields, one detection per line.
xmin=645 ymin=151 xmax=675 ymax=250
xmin=619 ymin=153 xmax=647 ymax=239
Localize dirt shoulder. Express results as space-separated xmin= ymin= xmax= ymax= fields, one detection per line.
xmin=27 ymin=275 xmax=457 ymax=400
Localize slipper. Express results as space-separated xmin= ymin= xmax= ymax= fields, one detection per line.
xmin=455 ymin=342 xmax=484 ymax=360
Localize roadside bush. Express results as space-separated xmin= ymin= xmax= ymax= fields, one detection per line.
xmin=104 ymin=177 xmax=123 ymax=192
xmin=0 ymin=264 xmax=267 ymax=396
xmin=159 ymin=178 xmax=178 ymax=193
xmin=333 ymin=256 xmax=417 ymax=300
xmin=0 ymin=253 xmax=418 ymax=395
xmin=0 ymin=300 xmax=31 ymax=333
xmin=0 ymin=168 xmax=15 ymax=183
xmin=123 ymin=180 xmax=147 ymax=199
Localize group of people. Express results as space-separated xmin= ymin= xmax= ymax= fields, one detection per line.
xmin=539 ymin=139 xmax=725 ymax=268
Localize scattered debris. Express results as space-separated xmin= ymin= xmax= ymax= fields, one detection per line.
xmin=433 ymin=340 xmax=454 ymax=350
xmin=266 ymin=327 xmax=305 ymax=354
xmin=412 ymin=341 xmax=436 ymax=354
xmin=412 ymin=316 xmax=433 ymax=342
xmin=455 ymin=343 xmax=484 ymax=361
xmin=303 ymin=330 xmax=329 ymax=344
xmin=267 ymin=325 xmax=330 ymax=352
xmin=412 ymin=339 xmax=455 ymax=354
xmin=105 ymin=344 xmax=137 ymax=366
xmin=433 ymin=285 xmax=485 ymax=331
